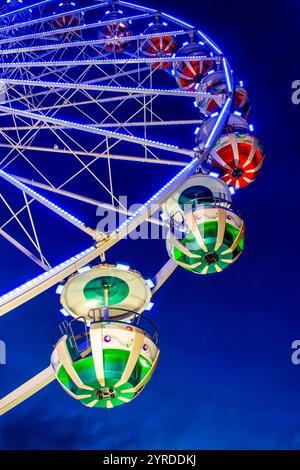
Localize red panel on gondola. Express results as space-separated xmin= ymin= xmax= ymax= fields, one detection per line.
xmin=234 ymin=87 xmax=250 ymax=118
xmin=53 ymin=1 xmax=82 ymax=41
xmin=99 ymin=11 xmax=130 ymax=54
xmin=196 ymin=115 xmax=264 ymax=189
xmin=173 ymin=43 xmax=213 ymax=91
xmin=141 ymin=23 xmax=177 ymax=69
xmin=211 ymin=133 xmax=264 ymax=189
xmin=53 ymin=14 xmax=80 ymax=29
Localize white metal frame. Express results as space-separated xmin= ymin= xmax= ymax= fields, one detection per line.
xmin=0 ymin=0 xmax=234 ymax=415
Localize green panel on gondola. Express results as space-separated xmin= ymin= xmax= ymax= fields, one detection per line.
xmin=83 ymin=276 xmax=129 ymax=306
xmin=173 ymin=220 xmax=244 ymax=274
xmin=103 ymin=349 xmax=130 ymax=379
xmin=57 ymin=349 xmax=153 ymax=408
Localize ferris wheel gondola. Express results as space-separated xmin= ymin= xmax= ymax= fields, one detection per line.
xmin=51 ymin=311 xmax=159 ymax=409
xmin=196 ymin=71 xmax=251 ymax=119
xmin=141 ymin=21 xmax=177 ymax=69
xmin=52 ymin=0 xmax=83 ymax=41
xmin=99 ymin=9 xmax=131 ymax=53
xmin=164 ymin=174 xmax=245 ymax=275
xmin=173 ymin=41 xmax=214 ymax=90
xmin=196 ymin=115 xmax=265 ymax=189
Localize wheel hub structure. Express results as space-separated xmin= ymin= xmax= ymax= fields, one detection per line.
xmin=0 ymin=0 xmax=264 ymax=415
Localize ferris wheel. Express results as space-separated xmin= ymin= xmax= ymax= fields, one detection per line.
xmin=0 ymin=0 xmax=264 ymax=413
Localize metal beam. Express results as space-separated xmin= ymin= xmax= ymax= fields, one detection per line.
xmin=0 ymin=13 xmax=153 ymax=45
xmin=0 ymin=2 xmax=108 ymax=35
xmin=0 ymin=120 xmax=204 ymax=129
xmin=1 ymin=77 xmax=221 ymax=99
xmin=0 ymin=344 xmax=92 ymax=415
xmin=12 ymin=174 xmax=166 ymax=227
xmin=0 ymin=105 xmax=195 ymax=157
xmin=0 ymin=366 xmax=55 ymax=416
xmin=0 ymin=29 xmax=186 ymax=55
xmin=0 ymin=54 xmax=219 ymax=68
xmin=152 ymin=258 xmax=177 ymax=294
xmin=0 ymin=226 xmax=49 ymax=270
xmin=0 ymin=0 xmax=55 ymax=20
xmin=0 ymin=169 xmax=101 ymax=241
xmin=0 ymin=143 xmax=187 ymax=166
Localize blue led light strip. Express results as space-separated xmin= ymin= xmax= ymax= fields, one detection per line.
xmin=0 ymin=29 xmax=186 ymax=55
xmin=0 ymin=2 xmax=108 ymax=34
xmin=0 ymin=244 xmax=100 ymax=316
xmin=114 ymin=157 xmax=199 ymax=235
xmin=0 ymin=77 xmax=224 ymax=100
xmin=0 ymin=54 xmax=219 ymax=68
xmin=197 ymin=30 xmax=223 ymax=55
xmin=117 ymin=0 xmax=157 ymax=14
xmin=0 ymin=0 xmax=54 ymax=19
xmin=160 ymin=11 xmax=194 ymax=30
xmin=203 ymin=97 xmax=232 ymax=150
xmin=222 ymin=57 xmax=233 ymax=94
xmin=0 ymin=12 xmax=153 ymax=45
xmin=0 ymin=169 xmax=100 ymax=240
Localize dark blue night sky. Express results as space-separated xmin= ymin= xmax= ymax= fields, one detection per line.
xmin=0 ymin=0 xmax=300 ymax=450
